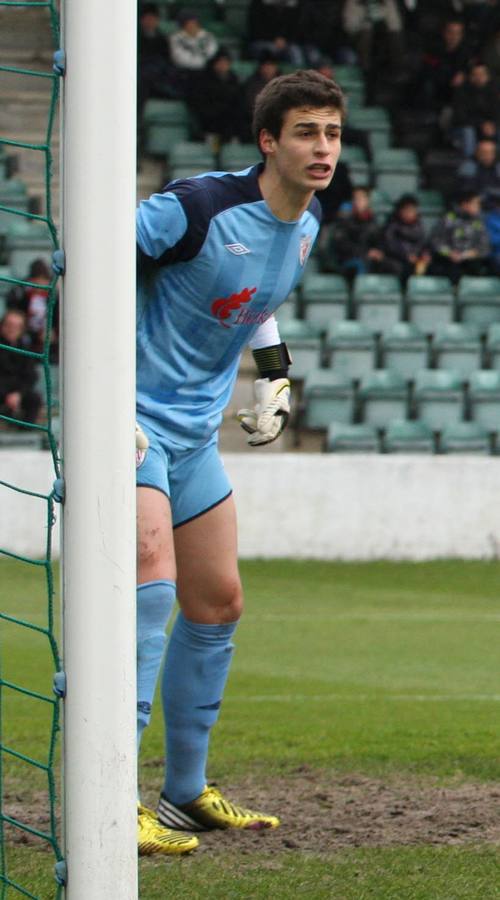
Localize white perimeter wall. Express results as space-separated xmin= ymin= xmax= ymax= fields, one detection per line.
xmin=2 ymin=450 xmax=500 ymax=560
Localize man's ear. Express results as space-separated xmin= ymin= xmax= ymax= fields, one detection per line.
xmin=259 ymin=128 xmax=276 ymax=158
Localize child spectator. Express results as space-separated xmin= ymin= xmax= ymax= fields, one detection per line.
xmin=6 ymin=257 xmax=58 ymax=361
xmin=382 ymin=194 xmax=431 ymax=282
xmin=482 ymin=186 xmax=500 ymax=273
xmin=323 ymin=186 xmax=384 ymax=277
xmin=428 ymin=189 xmax=491 ymax=283
xmin=0 ymin=309 xmax=42 ymax=426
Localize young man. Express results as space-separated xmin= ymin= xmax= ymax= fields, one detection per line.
xmin=135 ymin=69 xmax=345 ymax=855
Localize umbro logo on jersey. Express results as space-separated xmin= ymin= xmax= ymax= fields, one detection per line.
xmin=225 ymin=242 xmax=251 ymax=255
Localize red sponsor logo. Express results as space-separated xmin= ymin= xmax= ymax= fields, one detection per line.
xmin=211 ymin=286 xmax=257 ymax=327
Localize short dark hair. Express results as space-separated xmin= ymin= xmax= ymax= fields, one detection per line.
xmin=252 ymin=69 xmax=346 ymax=146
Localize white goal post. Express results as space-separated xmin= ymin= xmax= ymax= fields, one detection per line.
xmin=60 ymin=0 xmax=138 ymax=896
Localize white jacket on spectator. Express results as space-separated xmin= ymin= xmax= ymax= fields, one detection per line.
xmin=169 ymin=26 xmax=218 ymax=70
xmin=343 ymin=0 xmax=402 ymax=34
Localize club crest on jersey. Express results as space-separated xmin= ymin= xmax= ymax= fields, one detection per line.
xmin=300 ymin=235 xmax=312 ymax=266
xmin=136 ymin=448 xmax=146 ymax=469
xmin=225 ymin=242 xmax=251 ymax=255
xmin=211 ymin=286 xmax=257 ymax=327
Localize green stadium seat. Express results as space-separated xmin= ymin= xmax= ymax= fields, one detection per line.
xmin=275 ymin=291 xmax=298 ymax=324
xmin=485 ymin=323 xmax=500 ymax=369
xmin=468 ymin=370 xmax=500 ymax=433
xmin=223 ymin=0 xmax=251 ymax=36
xmin=413 ymin=369 xmax=464 ymax=431
xmin=301 ymin=273 xmax=349 ymax=328
xmin=325 ymin=320 xmax=376 ymax=379
xmin=279 ymin=319 xmax=322 ymax=381
xmin=5 ymin=221 xmax=53 ymax=279
xmin=370 ymin=189 xmax=392 ymax=224
xmin=415 ymin=189 xmax=444 ymax=232
xmin=352 ymin=274 xmax=403 ymax=334
xmin=359 ymin=369 xmax=408 ymax=428
xmin=380 ymin=322 xmax=429 ymax=380
xmin=432 ymin=323 xmax=483 ymax=377
xmin=384 ymin=419 xmax=435 ymax=453
xmin=440 ymin=421 xmax=491 ymax=454
xmin=347 ymin=106 xmax=391 ymax=152
xmin=0 ymin=265 xmax=12 ymax=303
xmin=457 ymin=276 xmax=500 ymax=330
xmin=325 ymin=421 xmax=380 ymax=452
xmin=303 ymin=369 xmax=355 ymax=429
xmin=341 ymin=144 xmax=370 ymax=186
xmin=219 ymin=143 xmax=262 ymax=171
xmin=143 ymin=100 xmax=192 ymax=156
xmin=332 ymin=64 xmax=364 ymax=89
xmin=231 ymin=59 xmax=256 ymax=80
xmin=168 ymin=141 xmax=215 ymax=168
xmin=406 ymin=275 xmax=455 ymax=334
xmin=372 ymin=148 xmax=420 ymax=200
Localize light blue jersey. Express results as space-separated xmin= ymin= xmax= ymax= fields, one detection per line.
xmin=137 ymin=163 xmax=321 ymax=447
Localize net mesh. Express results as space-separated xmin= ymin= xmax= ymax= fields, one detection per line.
xmin=0 ymin=2 xmax=63 ymax=896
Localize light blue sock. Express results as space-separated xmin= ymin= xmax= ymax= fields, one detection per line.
xmin=137 ymin=580 xmax=176 ymax=750
xmin=161 ymin=612 xmax=237 ymax=806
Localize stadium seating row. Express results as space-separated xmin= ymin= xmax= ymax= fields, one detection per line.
xmin=280 ymin=319 xmax=500 ymax=382
xmin=301 ymin=368 xmax=500 ymax=435
xmin=324 ymin=419 xmax=497 ymax=454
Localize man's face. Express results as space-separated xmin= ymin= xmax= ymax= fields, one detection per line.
xmin=1 ymin=313 xmax=25 ymax=344
xmin=260 ymin=106 xmax=342 ymax=195
xmin=444 ymin=22 xmax=463 ymax=48
xmin=477 ymin=141 xmax=496 ymax=166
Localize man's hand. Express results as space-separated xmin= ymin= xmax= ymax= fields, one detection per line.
xmin=237 ymin=377 xmax=290 ymax=446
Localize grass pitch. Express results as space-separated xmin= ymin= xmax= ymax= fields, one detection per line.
xmin=1 ymin=558 xmax=499 ymax=898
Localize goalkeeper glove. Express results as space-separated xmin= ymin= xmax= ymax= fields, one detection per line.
xmin=237 ymin=377 xmax=290 ymax=446
xmin=136 ymin=422 xmax=149 ymax=469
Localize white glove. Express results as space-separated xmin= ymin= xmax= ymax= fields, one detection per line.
xmin=136 ymin=422 xmax=149 ymax=451
xmin=237 ymin=377 xmax=291 ymax=446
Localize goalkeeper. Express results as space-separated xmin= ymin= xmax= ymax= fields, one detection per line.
xmin=135 ymin=68 xmax=345 ymax=855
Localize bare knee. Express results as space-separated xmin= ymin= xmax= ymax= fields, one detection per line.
xmin=179 ymin=575 xmax=244 ymax=624
xmin=137 ymin=526 xmax=174 ymax=584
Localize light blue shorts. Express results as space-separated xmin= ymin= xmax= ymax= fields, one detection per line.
xmin=136 ymin=424 xmax=232 ymax=528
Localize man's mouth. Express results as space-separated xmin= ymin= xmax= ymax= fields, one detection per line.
xmin=307 ymin=163 xmax=332 ymax=176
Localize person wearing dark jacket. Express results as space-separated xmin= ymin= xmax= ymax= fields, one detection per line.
xmin=449 ymin=62 xmax=500 ymax=158
xmin=323 ymin=185 xmax=384 ymax=276
xmin=247 ymin=0 xmax=304 ymax=66
xmin=0 ymin=309 xmax=42 ymax=425
xmin=382 ymin=194 xmax=431 ymax=282
xmin=428 ymin=189 xmax=491 ymax=283
xmin=187 ymin=48 xmax=243 ymax=144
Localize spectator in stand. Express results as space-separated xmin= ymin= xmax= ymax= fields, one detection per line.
xmin=138 ymin=3 xmax=182 ymax=105
xmin=342 ymin=0 xmax=405 ymax=78
xmin=322 ymin=185 xmax=385 ymax=278
xmin=458 ymin=137 xmax=500 ymax=199
xmin=316 ymin=158 xmax=353 ymax=229
xmin=297 ymin=0 xmax=353 ymax=66
xmin=6 ymin=257 xmax=58 ymax=362
xmin=449 ymin=61 xmax=499 ymax=158
xmin=241 ymin=52 xmax=282 ymax=142
xmin=169 ymin=8 xmax=218 ymax=95
xmin=416 ymin=18 xmax=471 ymax=112
xmin=481 ymin=24 xmax=500 ymax=80
xmin=428 ymin=188 xmax=491 ymax=283
xmin=482 ymin=186 xmax=500 ymax=272
xmin=381 ymin=194 xmax=431 ymax=282
xmin=0 ymin=309 xmax=42 ymax=426
xmin=187 ymin=48 xmax=244 ymax=146
xmin=247 ymin=0 xmax=304 ymax=67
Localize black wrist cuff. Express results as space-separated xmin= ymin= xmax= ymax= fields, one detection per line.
xmin=252 ymin=342 xmax=292 ymax=381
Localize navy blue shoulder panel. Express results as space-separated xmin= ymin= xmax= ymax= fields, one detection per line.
xmin=156 ymin=164 xmax=264 ymax=267
xmin=308 ymin=194 xmax=322 ymax=225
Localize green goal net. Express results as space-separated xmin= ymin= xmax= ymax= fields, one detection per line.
xmin=0 ymin=2 xmax=64 ymax=896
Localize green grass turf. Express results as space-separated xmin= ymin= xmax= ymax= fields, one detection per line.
xmin=1 ymin=558 xmax=500 ymax=899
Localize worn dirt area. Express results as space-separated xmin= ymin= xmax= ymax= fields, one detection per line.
xmin=5 ymin=767 xmax=500 ymax=852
